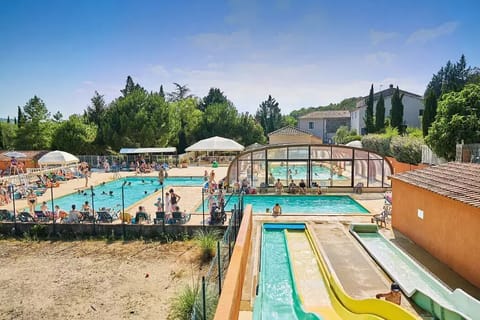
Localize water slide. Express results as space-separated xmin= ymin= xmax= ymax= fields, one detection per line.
xmin=350 ymin=223 xmax=480 ymax=320
xmin=253 ymin=223 xmax=417 ymax=320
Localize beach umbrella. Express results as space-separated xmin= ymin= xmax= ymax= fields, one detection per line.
xmin=185 ymin=136 xmax=244 ymax=152
xmin=3 ymin=151 xmax=27 ymax=158
xmin=38 ymin=150 xmax=80 ymax=166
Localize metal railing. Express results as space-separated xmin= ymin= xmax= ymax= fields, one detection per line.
xmin=191 ymin=192 xmax=244 ymax=320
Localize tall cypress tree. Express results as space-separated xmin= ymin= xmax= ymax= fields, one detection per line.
xmin=375 ymin=93 xmax=385 ymax=132
xmin=17 ymin=106 xmax=25 ymax=127
xmin=422 ymin=90 xmax=438 ymax=137
xmin=365 ymin=84 xmax=375 ymax=133
xmin=159 ymin=85 xmax=165 ymax=98
xmin=390 ymin=87 xmax=404 ymax=133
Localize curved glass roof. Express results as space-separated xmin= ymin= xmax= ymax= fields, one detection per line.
xmin=226 ymin=144 xmax=392 ymax=189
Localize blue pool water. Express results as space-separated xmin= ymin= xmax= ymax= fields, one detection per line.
xmin=40 ymin=176 xmax=203 ymax=212
xmin=197 ymin=195 xmax=369 ymax=214
xmin=270 ymin=165 xmax=347 ymax=181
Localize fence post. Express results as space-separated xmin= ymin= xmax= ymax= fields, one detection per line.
xmin=202 ymin=276 xmax=206 ymax=320
xmin=217 ymin=241 xmax=222 ymax=295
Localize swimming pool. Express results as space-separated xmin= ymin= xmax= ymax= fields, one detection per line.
xmin=196 ymin=195 xmax=369 ymax=214
xmin=40 ymin=176 xmax=203 ymax=212
xmin=270 ymin=164 xmax=347 ymax=181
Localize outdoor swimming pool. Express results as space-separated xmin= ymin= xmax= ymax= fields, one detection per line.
xmin=270 ymin=164 xmax=347 ymax=181
xmin=196 ymin=194 xmax=369 ymax=214
xmin=40 ymin=176 xmax=203 ymax=212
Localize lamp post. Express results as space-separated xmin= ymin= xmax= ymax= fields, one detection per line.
xmin=121 ymin=180 xmax=127 ymax=238
xmin=91 ymin=186 xmax=95 ymax=235
xmin=11 ymin=184 xmax=17 ymax=235
xmin=202 ymin=186 xmax=205 ymax=229
xmin=50 ymin=184 xmax=55 ymax=235
xmin=161 ymin=182 xmax=164 ymax=211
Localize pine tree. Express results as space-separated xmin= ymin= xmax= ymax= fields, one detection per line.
xmin=422 ymin=90 xmax=437 ymax=137
xmin=375 ymin=93 xmax=385 ymax=132
xmin=159 ymin=85 xmax=165 ymax=98
xmin=120 ymin=76 xmax=135 ymax=97
xmin=255 ymin=95 xmax=282 ymax=136
xmin=7 ymin=116 xmax=10 ymax=123
xmin=390 ymin=87 xmax=404 ymax=133
xmin=364 ymin=84 xmax=375 ymax=133
xmin=17 ymin=106 xmax=25 ymax=127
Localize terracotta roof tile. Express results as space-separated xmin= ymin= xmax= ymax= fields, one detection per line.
xmin=298 ymin=110 xmax=351 ymax=119
xmin=391 ymin=162 xmax=480 ymax=208
xmin=268 ymin=126 xmax=313 ymax=136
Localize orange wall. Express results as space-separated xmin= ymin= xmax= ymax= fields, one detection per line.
xmin=214 ymin=205 xmax=253 ymax=320
xmin=391 ymin=179 xmax=480 ymax=287
xmin=0 ymin=159 xmax=37 ymax=171
xmin=386 ymin=157 xmax=429 ymax=174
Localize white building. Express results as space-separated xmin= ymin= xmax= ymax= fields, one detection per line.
xmin=297 ymin=110 xmax=351 ymax=143
xmin=351 ymin=85 xmax=424 ymax=135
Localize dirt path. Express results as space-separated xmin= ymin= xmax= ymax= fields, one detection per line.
xmin=0 ymin=239 xmax=203 ymax=319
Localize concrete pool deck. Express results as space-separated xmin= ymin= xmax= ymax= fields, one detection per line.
xmin=2 ymin=166 xmax=479 ymax=319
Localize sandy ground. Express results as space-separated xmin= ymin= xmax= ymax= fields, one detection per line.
xmin=0 ymin=239 xmax=206 ymax=320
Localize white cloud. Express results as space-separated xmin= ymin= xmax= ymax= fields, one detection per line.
xmin=407 ymin=21 xmax=458 ymax=44
xmin=149 ymin=65 xmax=170 ymax=78
xmin=364 ymin=51 xmax=396 ymax=65
xmin=369 ymin=30 xmax=398 ymax=45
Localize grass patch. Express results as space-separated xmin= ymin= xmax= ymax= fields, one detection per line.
xmin=194 ymin=229 xmax=221 ymax=263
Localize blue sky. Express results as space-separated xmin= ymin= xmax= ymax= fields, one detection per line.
xmin=1 ymin=0 xmax=479 ymax=118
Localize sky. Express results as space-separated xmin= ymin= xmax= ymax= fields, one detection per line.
xmin=1 ymin=0 xmax=479 ymax=118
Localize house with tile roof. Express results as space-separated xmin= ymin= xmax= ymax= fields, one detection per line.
xmin=351 ymin=84 xmax=424 ymax=135
xmin=390 ymin=162 xmax=480 ymax=287
xmin=267 ymin=126 xmax=323 ymax=145
xmin=297 ymin=110 xmax=351 ymax=143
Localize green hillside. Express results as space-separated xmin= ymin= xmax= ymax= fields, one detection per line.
xmin=289 ymin=97 xmax=360 ymax=119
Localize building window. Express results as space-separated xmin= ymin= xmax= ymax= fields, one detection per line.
xmin=419 ymin=109 xmax=424 ymax=116
xmin=308 ymin=122 xmax=314 ymax=129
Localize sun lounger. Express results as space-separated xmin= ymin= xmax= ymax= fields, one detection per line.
xmin=171 ymin=211 xmax=191 ymax=224
xmin=96 ymin=211 xmax=113 ymax=223
xmin=34 ymin=211 xmax=50 ymax=222
xmin=0 ymin=209 xmax=15 ymax=221
xmin=371 ymin=206 xmax=391 ymax=228
xmin=154 ymin=211 xmax=166 ymax=224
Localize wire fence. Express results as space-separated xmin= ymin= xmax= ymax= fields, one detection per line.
xmin=191 ymin=192 xmax=245 ymax=320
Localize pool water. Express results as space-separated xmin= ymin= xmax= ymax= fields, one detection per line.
xmin=270 ymin=165 xmax=347 ymax=181
xmin=197 ymin=195 xmax=369 ymax=214
xmin=40 ymin=176 xmax=203 ymax=212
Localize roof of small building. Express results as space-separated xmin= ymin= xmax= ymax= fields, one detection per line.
xmin=298 ymin=110 xmax=351 ymax=119
xmin=391 ymin=162 xmax=480 ymax=208
xmin=267 ymin=126 xmax=313 ymax=136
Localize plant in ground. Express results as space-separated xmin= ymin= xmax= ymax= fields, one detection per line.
xmin=194 ymin=229 xmax=221 ymax=263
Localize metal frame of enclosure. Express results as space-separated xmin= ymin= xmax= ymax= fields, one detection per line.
xmin=226 ymin=144 xmax=393 ymax=189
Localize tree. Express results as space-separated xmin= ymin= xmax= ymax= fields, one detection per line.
xmin=159 ymin=85 xmax=165 ymax=99
xmin=425 ymin=54 xmax=472 ymax=99
xmin=51 ymin=115 xmax=97 ymax=154
xmin=364 ymin=84 xmax=375 ymax=133
xmin=53 ymin=111 xmax=63 ymax=122
xmin=426 ymin=83 xmax=480 ymax=160
xmin=7 ymin=116 xmax=10 ymax=124
xmin=255 ymin=95 xmax=282 ymax=136
xmin=334 ymin=126 xmax=361 ymax=144
xmin=17 ymin=106 xmax=25 ymax=127
xmin=198 ymin=88 xmax=228 ymax=112
xmin=0 ymin=122 xmax=17 ymax=150
xmin=422 ymin=90 xmax=438 ymax=137
xmin=197 ymin=102 xmax=238 ymax=140
xmin=167 ymin=83 xmax=193 ymax=102
xmin=121 ymin=76 xmax=136 ymax=97
xmin=15 ymin=96 xmax=53 ymax=149
xmin=233 ymin=112 xmax=266 ymax=146
xmin=169 ymin=98 xmax=203 ymax=153
xmin=86 ymin=91 xmax=106 ymax=125
xmin=375 ymin=93 xmax=385 ymax=132
xmin=390 ymin=87 xmax=404 ymax=133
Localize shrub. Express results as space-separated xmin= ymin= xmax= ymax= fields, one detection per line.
xmin=391 ymin=136 xmax=423 ymax=164
xmin=361 ymin=134 xmax=392 ymax=156
xmin=194 ymin=229 xmax=221 ymax=263
xmin=168 ymin=282 xmax=218 ymax=320
xmin=26 ymin=224 xmax=48 ymax=240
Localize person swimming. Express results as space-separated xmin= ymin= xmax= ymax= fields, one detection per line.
xmin=127 ymin=182 xmax=132 ymax=186
xmin=144 ymin=191 xmax=148 ymax=194
xmin=101 ymin=191 xmax=107 ymax=195
xmin=109 ymin=191 xmax=114 ymax=196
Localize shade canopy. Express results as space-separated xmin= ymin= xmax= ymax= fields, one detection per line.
xmin=345 ymin=140 xmax=363 ymax=148
xmin=185 ymin=136 xmax=244 ymax=152
xmin=3 ymin=151 xmax=27 ymax=158
xmin=38 ymin=150 xmax=80 ymax=166
xmin=119 ymin=147 xmax=177 ymax=154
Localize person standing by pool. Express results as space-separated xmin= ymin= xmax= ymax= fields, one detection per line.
xmin=275 ymin=179 xmax=283 ymax=194
xmin=26 ymin=190 xmax=37 ymax=213
xmin=79 ymin=162 xmax=90 ymax=188
xmin=158 ymin=166 xmax=165 ymax=185
xmin=203 ymin=170 xmax=208 ymax=182
xmin=169 ymin=188 xmax=181 ymax=208
xmin=272 ymin=203 xmax=282 ymax=216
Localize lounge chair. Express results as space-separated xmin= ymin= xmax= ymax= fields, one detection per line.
xmin=353 ymin=182 xmax=364 ymax=194
xmin=172 ymin=211 xmax=191 ymax=224
xmin=371 ymin=206 xmax=391 ymax=228
xmin=80 ymin=211 xmax=95 ymax=223
xmin=34 ymin=211 xmax=50 ymax=222
xmin=97 ymin=211 xmax=113 ymax=223
xmin=134 ymin=212 xmax=150 ymax=224
xmin=0 ymin=209 xmax=15 ymax=221
xmin=18 ymin=211 xmax=35 ymax=222
xmin=153 ymin=211 xmax=167 ymax=224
